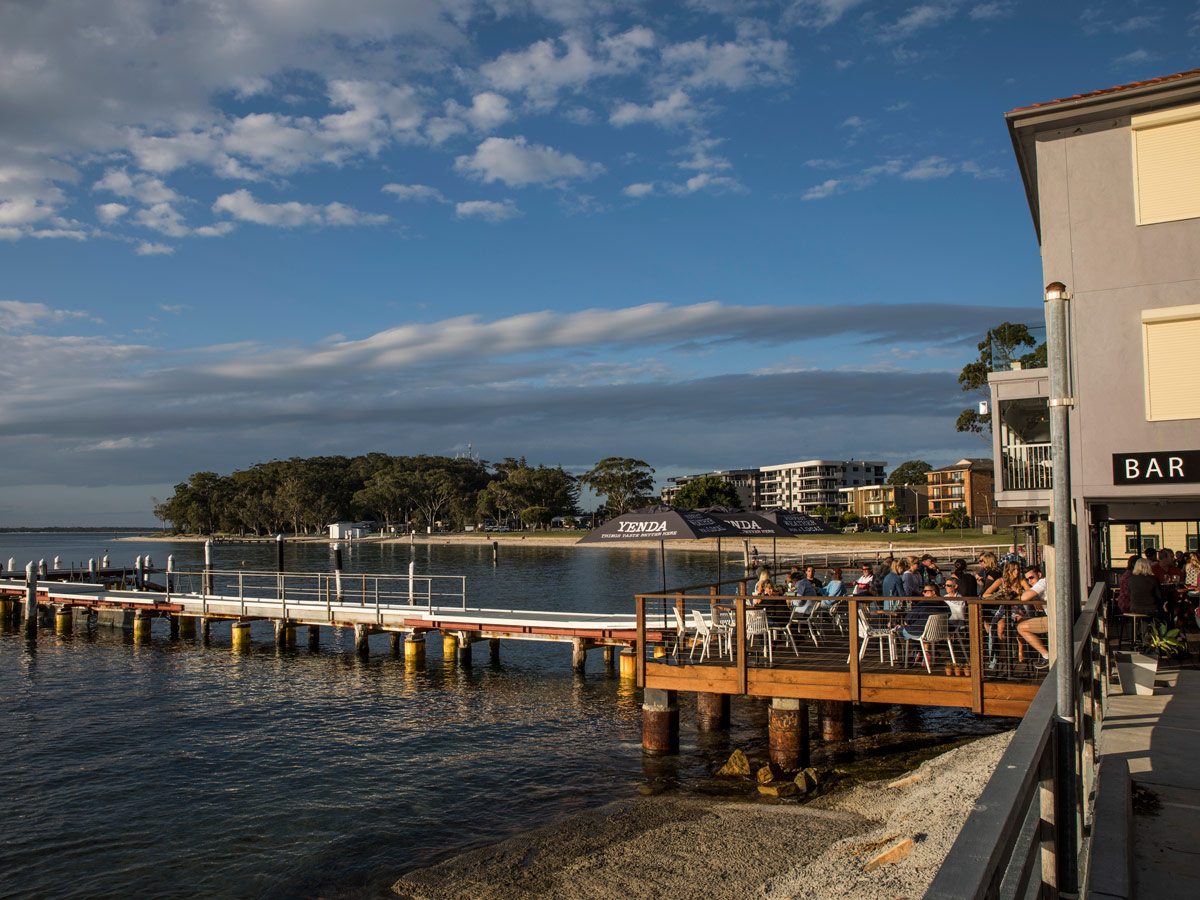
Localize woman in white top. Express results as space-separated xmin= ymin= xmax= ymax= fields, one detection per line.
xmin=942 ymin=576 xmax=966 ymax=630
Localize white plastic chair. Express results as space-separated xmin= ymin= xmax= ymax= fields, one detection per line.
xmin=849 ymin=607 xmax=896 ymax=665
xmin=773 ymin=605 xmax=801 ymax=654
xmin=746 ymin=608 xmax=772 ymax=665
xmin=903 ymin=613 xmax=954 ymax=673
xmin=671 ymin=607 xmax=690 ymax=659
xmin=689 ymin=609 xmax=714 ymax=662
xmin=712 ymin=606 xmax=735 ymax=659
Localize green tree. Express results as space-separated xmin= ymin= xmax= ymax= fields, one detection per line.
xmin=839 ymin=511 xmax=860 ymax=527
xmin=520 ymin=505 xmax=551 ymax=529
xmin=957 ymin=322 xmax=1047 ymax=437
xmin=942 ymin=507 xmax=971 ymax=529
xmin=882 ymin=504 xmax=903 ymax=523
xmin=672 ymin=475 xmax=741 ymax=509
xmin=886 ymin=460 xmax=931 ymax=486
xmin=580 ymin=457 xmax=655 ymax=514
xmin=810 ymin=505 xmax=835 ymax=520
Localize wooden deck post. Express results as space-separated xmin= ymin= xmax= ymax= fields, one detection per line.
xmin=969 ymin=601 xmax=984 ymax=713
xmin=275 ymin=620 xmax=295 ymax=649
xmin=354 ymin=624 xmax=370 ymax=655
xmin=307 ymin=623 xmax=320 ymax=651
xmin=635 ymin=596 xmax=646 ymax=688
xmin=490 ymin=638 xmax=501 ymax=664
xmin=848 ymin=599 xmax=860 ymax=703
xmin=602 ymin=645 xmax=615 ymax=668
xmin=642 ymin=688 xmax=679 ymax=755
xmin=735 ymin=597 xmax=747 ymax=695
xmin=389 ymin=632 xmax=401 ymax=655
xmin=768 ymin=697 xmax=809 ymax=771
xmin=571 ymin=637 xmax=589 ymax=674
xmin=697 ymin=692 xmax=730 ymax=731
xmin=200 ymin=617 xmax=211 ymax=644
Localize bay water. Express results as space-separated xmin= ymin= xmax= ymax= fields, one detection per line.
xmin=0 ymin=534 xmax=1006 ymax=899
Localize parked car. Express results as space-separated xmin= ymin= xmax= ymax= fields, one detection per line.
xmin=842 ymin=522 xmax=865 ymax=533
xmin=868 ymin=523 xmax=888 ymax=532
xmin=897 ymin=523 xmax=917 ymax=533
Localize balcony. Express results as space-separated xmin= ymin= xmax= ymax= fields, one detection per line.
xmin=1002 ymin=441 xmax=1052 ymax=491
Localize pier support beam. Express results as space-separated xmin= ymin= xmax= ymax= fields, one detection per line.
xmin=55 ymin=606 xmax=72 ymax=634
xmin=231 ymin=621 xmax=251 ymax=652
xmin=405 ymin=635 xmax=426 ymax=667
xmin=619 ymin=649 xmax=637 ymax=681
xmin=354 ymin=624 xmax=370 ymax=655
xmin=168 ymin=615 xmax=179 ymax=640
xmin=642 ymin=689 xmax=679 ymax=756
xmin=817 ymin=700 xmax=853 ymax=742
xmin=178 ymin=616 xmax=197 ymax=640
xmin=456 ymin=636 xmax=472 ymax=665
xmin=133 ymin=612 xmax=152 ymax=643
xmin=603 ymin=645 xmax=615 ymax=669
xmin=489 ymin=638 xmax=501 ymax=664
xmin=307 ymin=624 xmax=320 ymax=652
xmin=571 ymin=638 xmax=594 ymax=674
xmin=697 ymin=692 xmax=731 ymax=731
xmin=389 ymin=632 xmax=401 ymax=656
xmin=275 ymin=620 xmax=295 ymax=649
xmin=442 ymin=632 xmax=458 ymax=659
xmin=768 ymin=698 xmax=809 ymax=771
xmin=96 ymin=608 xmax=135 ymax=632
xmin=200 ymin=617 xmax=211 ymax=644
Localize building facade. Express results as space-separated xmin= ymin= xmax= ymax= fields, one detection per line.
xmin=839 ymin=483 xmax=929 ymax=525
xmin=1002 ymin=69 xmax=1200 ymax=585
xmin=661 ymin=459 xmax=886 ymax=514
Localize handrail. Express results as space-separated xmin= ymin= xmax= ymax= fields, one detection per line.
xmin=924 ymin=580 xmax=1107 ymax=900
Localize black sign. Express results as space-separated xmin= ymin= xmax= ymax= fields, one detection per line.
xmin=1112 ymin=451 xmax=1200 ymax=485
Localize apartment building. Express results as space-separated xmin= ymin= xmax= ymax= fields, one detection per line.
xmin=925 ymin=459 xmax=994 ymax=523
xmin=661 ymin=459 xmax=885 ymax=514
xmin=839 ymin=483 xmax=929 ymax=525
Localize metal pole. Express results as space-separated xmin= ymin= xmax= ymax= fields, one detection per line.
xmin=1046 ymin=280 xmax=1078 ymax=894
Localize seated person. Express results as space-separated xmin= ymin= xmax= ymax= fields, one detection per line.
xmin=823 ymin=567 xmax=846 ymax=600
xmin=1015 ymin=565 xmax=1050 ymax=669
xmin=790 ymin=572 xmax=819 ymax=612
xmin=919 ymin=554 xmax=943 ymax=587
xmin=1151 ymin=548 xmax=1183 ymax=584
xmin=803 ymin=565 xmax=824 ymax=592
xmin=897 ymin=586 xmax=950 ymax=650
xmin=942 ymin=576 xmax=967 ymax=630
xmin=853 ymin=562 xmax=877 ymax=596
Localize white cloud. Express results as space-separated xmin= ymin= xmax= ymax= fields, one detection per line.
xmin=1113 ymin=49 xmax=1154 ymax=67
xmin=135 ymin=241 xmax=175 ymax=256
xmin=96 ymin=202 xmax=129 ymax=223
xmin=659 ymin=25 xmax=790 ymax=90
xmin=92 ymin=169 xmax=182 ymax=205
xmin=879 ymin=3 xmax=960 ymax=42
xmin=0 ymin=300 xmax=89 ymax=332
xmin=213 ymin=189 xmax=388 ymax=227
xmin=455 ymin=199 xmax=521 ymax=222
xmin=622 ymin=182 xmax=655 ymax=197
xmin=459 ymin=92 xmax=514 ymax=131
xmin=902 ymin=156 xmax=957 ymax=180
xmin=454 ymin=136 xmax=603 ymax=187
xmin=672 ymin=172 xmax=743 ymax=194
xmin=610 ymin=90 xmax=701 ymax=128
xmin=784 ymin=1 xmax=868 ymax=29
xmin=969 ymin=2 xmax=1013 ymax=20
xmin=383 ymin=183 xmax=448 ymax=202
xmin=803 ymin=179 xmax=842 ymax=200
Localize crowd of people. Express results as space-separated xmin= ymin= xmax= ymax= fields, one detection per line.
xmin=1116 ymin=546 xmax=1200 ymax=630
xmin=748 ymin=545 xmax=1051 ymax=671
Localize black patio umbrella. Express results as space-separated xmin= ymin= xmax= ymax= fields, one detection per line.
xmin=753 ymin=508 xmax=840 ymax=573
xmin=699 ymin=507 xmax=794 ymax=585
xmin=577 ymin=504 xmax=740 ymax=592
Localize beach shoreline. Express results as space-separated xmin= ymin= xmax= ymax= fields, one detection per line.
xmin=391 ymin=730 xmax=1013 ymax=900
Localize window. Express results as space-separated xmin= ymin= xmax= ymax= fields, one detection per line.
xmin=1132 ymin=103 xmax=1200 ymax=225
xmin=1142 ymin=304 xmax=1200 ymax=420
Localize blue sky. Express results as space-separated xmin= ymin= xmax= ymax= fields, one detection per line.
xmin=0 ymin=0 xmax=1194 ymax=525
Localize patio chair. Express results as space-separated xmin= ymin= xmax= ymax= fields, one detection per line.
xmin=746 ymin=608 xmax=772 ymax=665
xmin=711 ymin=606 xmax=735 ymax=659
xmin=671 ymin=607 xmax=691 ymax=659
xmin=689 ymin=609 xmax=715 ymax=663
xmin=902 ymin=613 xmax=955 ymax=674
xmin=772 ymin=605 xmax=801 ymax=654
xmin=849 ymin=607 xmax=896 ymax=666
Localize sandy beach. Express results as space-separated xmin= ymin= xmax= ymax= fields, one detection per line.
xmin=392 ymin=730 xmax=1013 ymax=900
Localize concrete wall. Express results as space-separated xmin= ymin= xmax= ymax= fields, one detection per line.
xmin=1035 ymin=118 xmax=1200 ymax=505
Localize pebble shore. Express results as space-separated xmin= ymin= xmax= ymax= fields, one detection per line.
xmin=392 ymin=730 xmax=1014 ymax=900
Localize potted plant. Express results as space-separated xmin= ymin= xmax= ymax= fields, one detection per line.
xmin=1115 ymin=622 xmax=1185 ymax=695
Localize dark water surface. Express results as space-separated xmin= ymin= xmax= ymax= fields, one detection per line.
xmin=0 ymin=535 xmax=1010 ymax=900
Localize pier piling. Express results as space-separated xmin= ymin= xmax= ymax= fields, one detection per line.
xmin=442 ymin=632 xmax=458 ymax=659
xmin=768 ymin=698 xmax=809 ymax=771
xmin=55 ymin=606 xmax=72 ymax=635
xmin=489 ymin=638 xmax=501 ymax=664
xmin=307 ymin=624 xmax=320 ymax=652
xmin=405 ymin=634 xmax=426 ymax=667
xmin=178 ymin=615 xmax=197 ymax=640
xmin=133 ymin=612 xmax=152 ymax=643
xmin=275 ymin=620 xmax=295 ymax=649
xmin=619 ymin=650 xmax=636 ymax=681
xmin=642 ymin=689 xmax=679 ymax=755
xmin=169 ymin=615 xmax=180 ymax=640
xmin=697 ymin=692 xmax=731 ymax=731
xmin=353 ymin=624 xmax=369 ymax=655
xmin=571 ymin=638 xmax=593 ymax=674
xmin=603 ymin=645 xmax=615 ymax=669
xmin=817 ymin=699 xmax=853 ymax=742
xmin=200 ymin=617 xmax=211 ymax=644
xmin=389 ymin=632 xmax=401 ymax=656
xmin=231 ymin=621 xmax=250 ymax=652
xmin=24 ymin=563 xmax=37 ymax=638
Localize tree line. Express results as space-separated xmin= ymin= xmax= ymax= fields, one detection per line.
xmin=154 ymin=454 xmax=657 ymax=536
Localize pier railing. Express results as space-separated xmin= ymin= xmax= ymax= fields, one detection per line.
xmin=168 ymin=568 xmax=467 ymax=612
xmin=923 ymin=580 xmax=1108 ymax=900
xmin=634 ymin=587 xmax=1045 ymax=715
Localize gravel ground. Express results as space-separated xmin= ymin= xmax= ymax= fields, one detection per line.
xmin=392 ymin=731 xmax=1014 ymax=900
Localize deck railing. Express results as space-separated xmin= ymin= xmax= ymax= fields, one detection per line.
xmin=923 ymin=580 xmax=1108 ymax=900
xmin=634 ymin=585 xmax=1047 ymax=715
xmin=168 ymin=568 xmax=467 ymax=612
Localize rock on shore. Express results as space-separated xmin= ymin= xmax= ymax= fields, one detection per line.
xmin=392 ymin=731 xmax=1014 ymax=900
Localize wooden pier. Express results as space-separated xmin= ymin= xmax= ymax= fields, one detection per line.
xmin=1 ymin=565 xmax=1044 ymax=767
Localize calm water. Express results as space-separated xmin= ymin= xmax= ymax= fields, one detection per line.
xmin=0 ymin=535 xmax=1006 ymax=900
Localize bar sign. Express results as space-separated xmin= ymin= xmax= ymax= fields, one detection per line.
xmin=1113 ymin=450 xmax=1200 ymax=485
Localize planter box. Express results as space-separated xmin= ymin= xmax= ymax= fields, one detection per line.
xmin=1115 ymin=651 xmax=1157 ymax=695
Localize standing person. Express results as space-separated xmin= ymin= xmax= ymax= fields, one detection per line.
xmin=919 ymin=554 xmax=943 ymax=587
xmin=901 ymin=557 xmax=923 ymax=597
xmin=952 ymin=558 xmax=978 ymax=597
xmin=881 ymin=559 xmax=907 ymax=611
xmin=1001 ymin=544 xmax=1028 ymax=570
